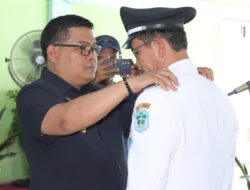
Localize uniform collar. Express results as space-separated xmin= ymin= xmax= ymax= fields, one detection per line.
xmin=168 ymin=59 xmax=198 ymax=76
xmin=40 ymin=67 xmax=95 ymax=96
xmin=40 ymin=67 xmax=73 ymax=95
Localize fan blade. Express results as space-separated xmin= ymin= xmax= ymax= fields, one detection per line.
xmin=8 ymin=30 xmax=43 ymax=86
xmin=24 ymin=65 xmax=42 ymax=84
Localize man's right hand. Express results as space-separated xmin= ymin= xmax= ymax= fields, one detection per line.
xmin=127 ymin=68 xmax=179 ymax=94
xmin=93 ymin=60 xmax=118 ymax=84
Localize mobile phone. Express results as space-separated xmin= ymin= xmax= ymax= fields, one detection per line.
xmin=103 ymin=58 xmax=133 ymax=76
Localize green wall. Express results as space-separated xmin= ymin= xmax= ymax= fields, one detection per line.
xmin=0 ymin=2 xmax=132 ymax=95
xmin=0 ymin=1 xmax=48 ymax=92
xmin=72 ymin=4 xmax=133 ymax=59
xmin=0 ymin=0 xmax=47 ymax=183
xmin=0 ymin=1 xmax=130 ymax=184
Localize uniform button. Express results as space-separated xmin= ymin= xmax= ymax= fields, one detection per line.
xmin=118 ymin=165 xmax=122 ymax=170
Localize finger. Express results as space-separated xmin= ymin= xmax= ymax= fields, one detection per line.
xmin=197 ymin=67 xmax=214 ymax=81
xmin=159 ymin=69 xmax=179 ymax=86
xmin=107 ymin=61 xmax=117 ymax=67
xmin=131 ymin=64 xmax=139 ymax=70
xmin=106 ymin=68 xmax=119 ymax=74
xmin=101 ymin=64 xmax=114 ymax=70
xmin=162 ymin=79 xmax=178 ymax=91
xmin=101 ymin=61 xmax=116 ymax=69
xmin=105 ymin=73 xmax=116 ymax=79
xmin=210 ymin=72 xmax=214 ymax=81
xmin=167 ymin=72 xmax=179 ymax=86
xmin=197 ymin=67 xmax=206 ymax=76
xmin=152 ymin=73 xmax=177 ymax=91
xmin=207 ymin=68 xmax=214 ymax=81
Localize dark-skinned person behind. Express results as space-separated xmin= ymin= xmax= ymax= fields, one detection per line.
xmin=94 ymin=34 xmax=146 ymax=151
xmin=93 ymin=34 xmax=138 ymax=155
xmin=94 ymin=34 xmax=122 ymax=85
xmin=120 ymin=6 xmax=238 ymax=190
xmin=16 ymin=14 xmax=179 ymax=190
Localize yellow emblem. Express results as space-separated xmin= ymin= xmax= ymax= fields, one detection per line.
xmin=136 ymin=103 xmax=151 ymax=112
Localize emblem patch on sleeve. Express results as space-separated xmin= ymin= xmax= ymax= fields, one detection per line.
xmin=136 ymin=103 xmax=151 ymax=112
xmin=135 ymin=103 xmax=151 ymax=133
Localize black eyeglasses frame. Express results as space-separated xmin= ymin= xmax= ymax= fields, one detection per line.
xmin=53 ymin=43 xmax=102 ymax=56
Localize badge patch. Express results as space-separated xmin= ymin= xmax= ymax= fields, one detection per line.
xmin=136 ymin=103 xmax=151 ymax=112
xmin=135 ymin=109 xmax=149 ymax=132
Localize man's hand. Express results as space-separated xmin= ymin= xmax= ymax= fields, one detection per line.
xmin=130 ymin=64 xmax=142 ymax=77
xmin=93 ymin=60 xmax=118 ymax=84
xmin=127 ymin=68 xmax=179 ymax=93
xmin=197 ymin=67 xmax=214 ymax=81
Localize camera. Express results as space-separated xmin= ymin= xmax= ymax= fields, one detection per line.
xmin=103 ymin=57 xmax=133 ymax=76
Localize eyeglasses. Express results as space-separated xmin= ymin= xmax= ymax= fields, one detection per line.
xmin=53 ymin=43 xmax=102 ymax=56
xmin=97 ymin=55 xmax=117 ymax=60
xmin=131 ymin=42 xmax=151 ymax=56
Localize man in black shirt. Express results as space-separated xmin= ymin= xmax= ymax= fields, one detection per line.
xmin=16 ymin=14 xmax=178 ymax=190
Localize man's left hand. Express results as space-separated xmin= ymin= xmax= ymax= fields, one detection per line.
xmin=197 ymin=67 xmax=214 ymax=81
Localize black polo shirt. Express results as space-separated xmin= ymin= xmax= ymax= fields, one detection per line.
xmin=17 ymin=68 xmax=131 ymax=190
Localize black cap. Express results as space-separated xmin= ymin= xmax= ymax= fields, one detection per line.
xmin=120 ymin=6 xmax=196 ymax=48
xmin=96 ymin=35 xmax=121 ymax=53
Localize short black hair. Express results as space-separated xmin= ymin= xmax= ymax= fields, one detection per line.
xmin=40 ymin=14 xmax=94 ymax=62
xmin=134 ymin=29 xmax=187 ymax=51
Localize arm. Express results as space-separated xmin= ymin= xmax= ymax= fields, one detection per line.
xmin=127 ymin=89 xmax=180 ymax=190
xmin=42 ymin=69 xmax=178 ymax=136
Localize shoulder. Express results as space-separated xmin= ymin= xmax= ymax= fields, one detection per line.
xmin=91 ymin=83 xmax=105 ymax=90
xmin=134 ymin=86 xmax=173 ymax=118
xmin=138 ymin=85 xmax=174 ymax=103
xmin=18 ymin=80 xmax=63 ymax=100
xmin=134 ymin=86 xmax=179 ymax=120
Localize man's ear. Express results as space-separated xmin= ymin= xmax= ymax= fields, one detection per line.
xmin=153 ymin=37 xmax=167 ymax=58
xmin=47 ymin=44 xmax=58 ymax=63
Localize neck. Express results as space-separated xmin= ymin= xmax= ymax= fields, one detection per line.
xmin=163 ymin=49 xmax=189 ymax=68
xmin=47 ymin=64 xmax=84 ymax=90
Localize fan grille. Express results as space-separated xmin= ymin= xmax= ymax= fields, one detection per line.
xmin=7 ymin=30 xmax=45 ymax=87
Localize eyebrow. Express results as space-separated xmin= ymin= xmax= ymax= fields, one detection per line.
xmin=78 ymin=41 xmax=97 ymax=46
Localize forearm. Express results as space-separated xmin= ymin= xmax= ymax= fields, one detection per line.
xmin=41 ymin=69 xmax=178 ymax=135
xmin=64 ymin=81 xmax=128 ymax=129
xmin=42 ymin=80 xmax=128 ymax=135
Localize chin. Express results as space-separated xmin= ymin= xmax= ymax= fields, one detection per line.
xmin=87 ymin=75 xmax=96 ymax=82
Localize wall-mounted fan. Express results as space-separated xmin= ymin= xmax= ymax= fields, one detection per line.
xmin=5 ymin=30 xmax=45 ymax=87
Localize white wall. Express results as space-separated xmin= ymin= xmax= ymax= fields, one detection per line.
xmin=54 ymin=0 xmax=250 ymax=189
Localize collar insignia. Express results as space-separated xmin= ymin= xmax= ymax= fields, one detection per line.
xmin=65 ymin=96 xmax=72 ymax=101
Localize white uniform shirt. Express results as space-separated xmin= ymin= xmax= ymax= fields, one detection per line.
xmin=127 ymin=59 xmax=238 ymax=190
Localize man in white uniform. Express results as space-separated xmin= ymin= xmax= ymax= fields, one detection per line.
xmin=120 ymin=6 xmax=238 ymax=190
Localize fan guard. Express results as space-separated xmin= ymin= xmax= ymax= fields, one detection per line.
xmin=6 ymin=30 xmax=45 ymax=87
